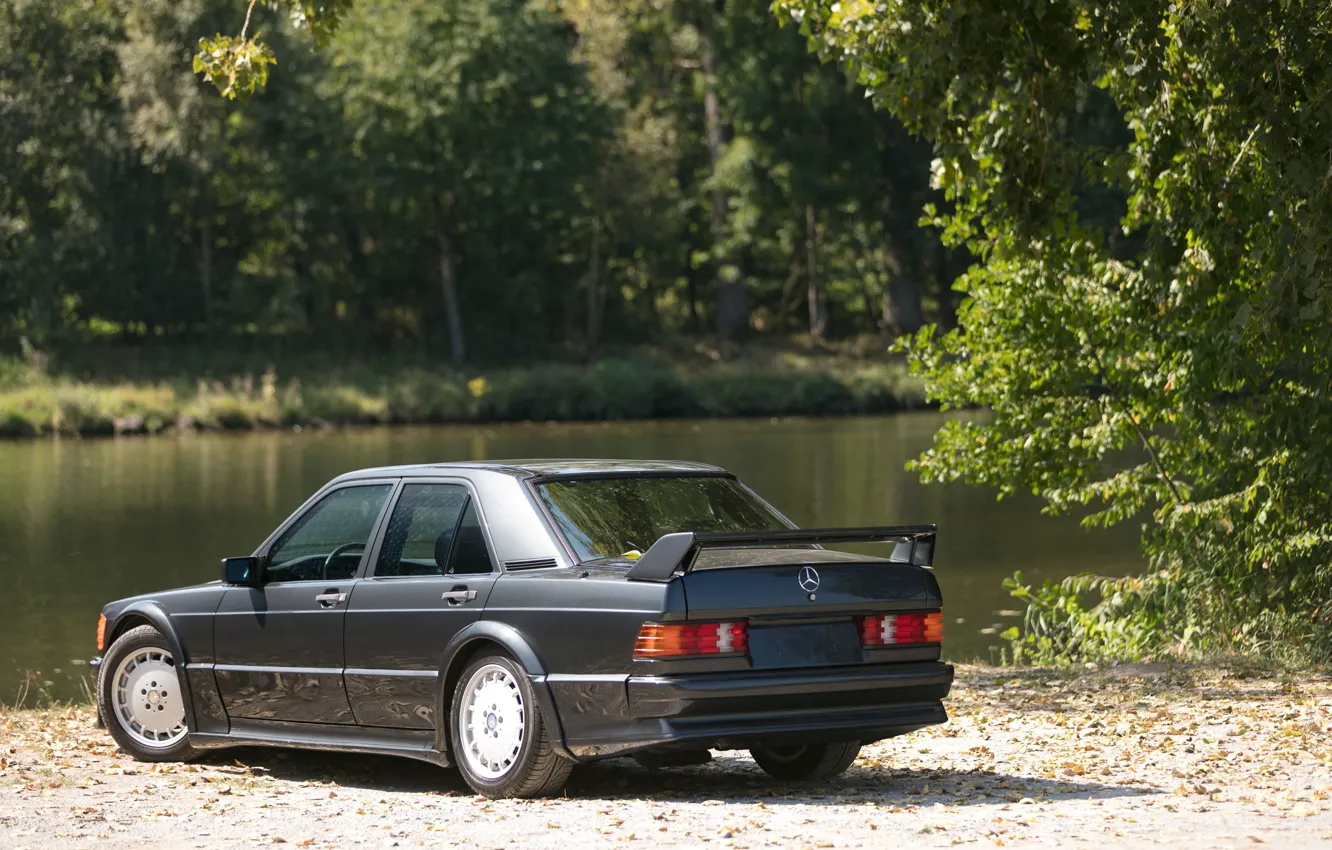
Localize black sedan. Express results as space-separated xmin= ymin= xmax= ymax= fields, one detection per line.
xmin=92 ymin=460 xmax=953 ymax=798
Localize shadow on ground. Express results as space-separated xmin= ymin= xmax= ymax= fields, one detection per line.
xmin=198 ymin=747 xmax=1154 ymax=807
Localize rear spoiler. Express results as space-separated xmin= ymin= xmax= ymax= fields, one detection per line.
xmin=624 ymin=524 xmax=937 ymax=582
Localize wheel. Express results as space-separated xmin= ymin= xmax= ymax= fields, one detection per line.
xmin=749 ymin=741 xmax=861 ymax=781
xmin=450 ymin=653 xmax=573 ymax=798
xmin=97 ymin=625 xmax=197 ymax=762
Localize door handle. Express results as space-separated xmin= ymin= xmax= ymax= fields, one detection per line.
xmin=441 ymin=589 xmax=478 ymax=604
xmin=315 ymin=591 xmax=348 ymax=607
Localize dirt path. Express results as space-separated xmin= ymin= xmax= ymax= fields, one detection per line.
xmin=2 ymin=665 xmax=1329 ymax=849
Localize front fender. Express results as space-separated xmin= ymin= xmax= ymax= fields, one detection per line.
xmin=105 ymin=602 xmax=189 ymax=664
xmin=434 ymin=621 xmax=570 ymax=761
xmin=100 ymin=602 xmax=199 ymax=732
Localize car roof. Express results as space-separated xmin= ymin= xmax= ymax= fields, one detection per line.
xmin=333 ymin=458 xmax=728 ymax=482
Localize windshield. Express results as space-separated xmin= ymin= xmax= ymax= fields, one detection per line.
xmin=534 ymin=475 xmax=790 ymax=563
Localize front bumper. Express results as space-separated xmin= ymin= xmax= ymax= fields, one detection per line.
xmin=562 ymin=661 xmax=953 ymax=760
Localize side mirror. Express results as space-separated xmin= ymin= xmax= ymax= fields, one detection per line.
xmin=221 ymin=556 xmax=260 ymax=586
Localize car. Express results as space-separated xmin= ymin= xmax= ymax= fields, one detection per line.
xmin=91 ymin=459 xmax=954 ymax=798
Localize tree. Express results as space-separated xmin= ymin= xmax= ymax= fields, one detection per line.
xmin=0 ymin=0 xmax=123 ymax=343
xmin=3 ymin=0 xmax=962 ymax=361
xmin=778 ymin=0 xmax=1332 ymax=661
xmin=331 ymin=0 xmax=608 ymax=365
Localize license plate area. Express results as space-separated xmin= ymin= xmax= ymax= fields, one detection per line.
xmin=747 ymin=620 xmax=862 ymax=669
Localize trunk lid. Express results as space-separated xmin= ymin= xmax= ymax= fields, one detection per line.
xmin=679 ymin=548 xmax=941 ymax=669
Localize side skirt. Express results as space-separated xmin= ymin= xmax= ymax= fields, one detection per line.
xmin=189 ymin=719 xmax=450 ymax=768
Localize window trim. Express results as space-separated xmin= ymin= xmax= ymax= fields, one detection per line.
xmin=255 ymin=478 xmax=402 ymax=585
xmin=362 ymin=477 xmax=500 ymax=579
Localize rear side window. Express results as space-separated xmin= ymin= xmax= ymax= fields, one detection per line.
xmin=376 ymin=485 xmax=469 ymax=577
xmin=449 ymin=501 xmax=493 ymax=575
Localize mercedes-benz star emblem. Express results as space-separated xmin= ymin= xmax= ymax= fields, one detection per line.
xmin=797 ymin=565 xmax=821 ymax=593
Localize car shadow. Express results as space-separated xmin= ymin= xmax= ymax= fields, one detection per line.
xmin=198 ymin=747 xmax=1154 ymax=807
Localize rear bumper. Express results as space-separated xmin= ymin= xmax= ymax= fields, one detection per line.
xmin=562 ymin=661 xmax=953 ymax=760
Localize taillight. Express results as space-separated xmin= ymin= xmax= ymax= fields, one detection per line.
xmin=858 ymin=612 xmax=943 ymax=647
xmin=96 ymin=613 xmax=107 ymax=652
xmin=634 ymin=621 xmax=749 ymax=658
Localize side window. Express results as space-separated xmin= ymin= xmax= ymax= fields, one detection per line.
xmin=448 ymin=500 xmax=494 ymax=575
xmin=265 ymin=484 xmax=392 ymax=583
xmin=375 ymin=484 xmax=470 ymax=577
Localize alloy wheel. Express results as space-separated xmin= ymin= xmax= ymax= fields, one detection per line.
xmin=458 ymin=663 xmax=526 ymax=780
xmin=112 ymin=648 xmax=187 ymax=748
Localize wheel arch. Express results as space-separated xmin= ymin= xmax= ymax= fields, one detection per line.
xmin=101 ymin=604 xmax=198 ymax=732
xmin=434 ymin=622 xmax=570 ymax=761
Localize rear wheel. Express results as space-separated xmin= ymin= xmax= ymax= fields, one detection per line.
xmin=97 ymin=625 xmax=197 ymax=762
xmin=749 ymin=741 xmax=861 ymax=781
xmin=450 ymin=653 xmax=573 ymax=798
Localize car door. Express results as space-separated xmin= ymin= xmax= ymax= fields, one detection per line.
xmin=343 ymin=480 xmax=501 ymax=729
xmin=213 ymin=481 xmax=396 ymax=725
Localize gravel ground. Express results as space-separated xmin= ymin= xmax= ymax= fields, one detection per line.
xmin=1 ymin=664 xmax=1329 ymax=849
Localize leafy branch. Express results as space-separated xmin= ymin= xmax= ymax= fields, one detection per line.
xmin=195 ymin=1 xmax=354 ymax=99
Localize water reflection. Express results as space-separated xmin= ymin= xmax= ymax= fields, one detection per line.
xmin=0 ymin=414 xmax=1142 ymax=701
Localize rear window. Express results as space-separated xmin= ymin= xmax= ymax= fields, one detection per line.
xmin=534 ymin=475 xmax=789 ymax=563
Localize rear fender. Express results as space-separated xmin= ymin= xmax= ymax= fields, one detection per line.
xmin=435 ymin=621 xmax=570 ymax=760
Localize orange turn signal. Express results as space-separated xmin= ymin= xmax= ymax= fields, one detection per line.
xmin=96 ymin=613 xmax=107 ymax=652
xmin=923 ymin=612 xmax=944 ymax=643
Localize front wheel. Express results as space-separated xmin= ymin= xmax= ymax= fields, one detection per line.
xmin=750 ymin=741 xmax=861 ymax=780
xmin=450 ymin=653 xmax=572 ymax=798
xmin=97 ymin=625 xmax=198 ymax=762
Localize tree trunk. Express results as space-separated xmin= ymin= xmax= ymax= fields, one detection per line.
xmin=701 ymin=17 xmax=747 ymax=339
xmin=857 ymin=275 xmax=882 ymax=333
xmin=686 ymin=261 xmax=700 ymax=330
xmin=805 ymin=204 xmax=826 ymax=339
xmin=585 ymin=214 xmax=603 ymax=348
xmin=437 ymin=227 xmax=465 ymax=366
xmin=643 ymin=258 xmax=659 ymax=323
xmin=883 ymin=275 xmax=924 ymax=336
xmin=199 ymin=220 xmax=214 ymax=339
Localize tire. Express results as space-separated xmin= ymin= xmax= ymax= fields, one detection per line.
xmin=97 ymin=625 xmax=198 ymax=762
xmin=450 ymin=653 xmax=573 ymax=798
xmin=749 ymin=741 xmax=861 ymax=781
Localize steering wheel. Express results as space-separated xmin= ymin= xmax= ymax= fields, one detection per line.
xmin=322 ymin=542 xmax=366 ymax=580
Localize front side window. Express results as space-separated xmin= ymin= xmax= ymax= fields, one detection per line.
xmin=534 ymin=475 xmax=789 ymax=563
xmin=265 ymin=484 xmax=393 ymax=582
xmin=375 ymin=484 xmax=470 ymax=577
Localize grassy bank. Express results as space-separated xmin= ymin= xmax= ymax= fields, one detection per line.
xmin=0 ymin=349 xmax=928 ymax=438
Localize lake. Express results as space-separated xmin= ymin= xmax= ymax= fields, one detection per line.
xmin=0 ymin=413 xmax=1142 ymax=703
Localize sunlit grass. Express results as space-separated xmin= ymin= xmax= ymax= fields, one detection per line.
xmin=0 ymin=355 xmax=927 ymax=437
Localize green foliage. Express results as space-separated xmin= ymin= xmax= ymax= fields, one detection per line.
xmin=779 ymin=0 xmax=1332 ymax=663
xmin=194 ymin=0 xmax=350 ymax=98
xmin=194 ymin=33 xmax=275 ymax=100
xmin=2 ymin=0 xmax=960 ymax=361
